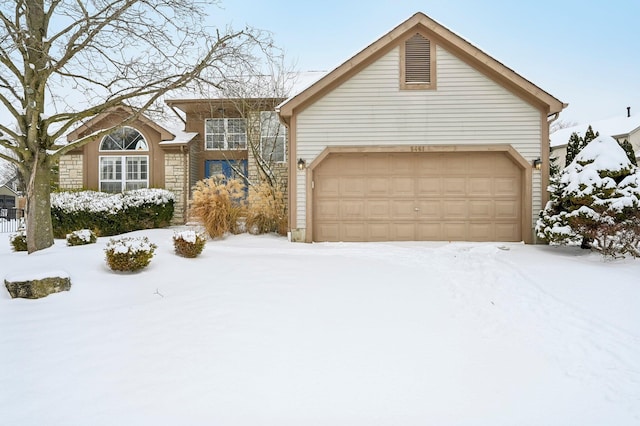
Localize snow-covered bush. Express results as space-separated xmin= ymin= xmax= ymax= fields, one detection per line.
xmin=9 ymin=229 xmax=27 ymax=252
xmin=104 ymin=236 xmax=157 ymax=272
xmin=190 ymin=176 xmax=246 ymax=238
xmin=66 ymin=229 xmax=97 ymax=246
xmin=536 ymin=135 xmax=640 ymax=257
xmin=172 ymin=230 xmax=207 ymax=258
xmin=52 ymin=189 xmax=174 ymax=238
xmin=245 ymin=182 xmax=287 ymax=235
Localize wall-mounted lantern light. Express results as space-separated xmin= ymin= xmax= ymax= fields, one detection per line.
xmin=533 ymin=158 xmax=542 ymax=170
xmin=297 ymin=158 xmax=306 ymax=170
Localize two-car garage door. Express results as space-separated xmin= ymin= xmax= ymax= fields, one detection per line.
xmin=313 ymin=151 xmax=523 ymax=242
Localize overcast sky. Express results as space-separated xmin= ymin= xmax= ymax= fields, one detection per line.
xmin=208 ymin=0 xmax=639 ymax=124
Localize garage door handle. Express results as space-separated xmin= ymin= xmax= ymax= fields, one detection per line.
xmin=414 ymin=207 xmax=420 ymax=212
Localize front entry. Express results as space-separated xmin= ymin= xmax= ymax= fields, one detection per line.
xmin=205 ymin=159 xmax=248 ymax=182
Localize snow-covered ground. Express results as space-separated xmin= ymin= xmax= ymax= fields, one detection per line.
xmin=1 ymin=228 xmax=639 ymax=425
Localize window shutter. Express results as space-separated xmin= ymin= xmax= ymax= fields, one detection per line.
xmin=405 ymin=34 xmax=431 ymax=84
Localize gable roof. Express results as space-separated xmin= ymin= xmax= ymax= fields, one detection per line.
xmin=66 ymin=105 xmax=177 ymax=143
xmin=551 ymin=111 xmax=640 ymax=148
xmin=278 ymin=12 xmax=566 ymax=120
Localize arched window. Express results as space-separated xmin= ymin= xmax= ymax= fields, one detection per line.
xmin=99 ymin=127 xmax=149 ymax=193
xmin=100 ymin=126 xmax=148 ymax=151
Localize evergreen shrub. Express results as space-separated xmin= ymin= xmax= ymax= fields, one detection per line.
xmin=51 ymin=189 xmax=174 ymax=238
xmin=9 ymin=230 xmax=27 ymax=252
xmin=173 ymin=230 xmax=207 ymax=258
xmin=66 ymin=229 xmax=97 ymax=246
xmin=104 ymin=236 xmax=157 ymax=272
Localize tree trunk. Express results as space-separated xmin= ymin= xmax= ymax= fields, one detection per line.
xmin=26 ymin=157 xmax=54 ymax=253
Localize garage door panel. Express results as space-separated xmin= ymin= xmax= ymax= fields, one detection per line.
xmin=392 ymin=223 xmax=415 ymax=240
xmin=443 ymin=178 xmax=466 ymax=195
xmin=340 ymin=177 xmax=365 ymax=197
xmin=495 ymin=223 xmax=520 ymax=241
xmin=315 ymin=200 xmax=340 ymax=221
xmin=316 ymin=176 xmax=340 ymax=196
xmin=468 ymin=177 xmax=492 ymax=196
xmin=495 ymin=200 xmax=519 ymax=219
xmin=468 ymin=200 xmax=493 ymax=219
xmin=495 ymin=177 xmax=519 ymax=196
xmin=442 ymin=223 xmax=467 ymax=241
xmin=368 ymin=223 xmax=391 ymax=240
xmin=416 ymin=222 xmax=442 ymax=240
xmin=416 ymin=177 xmax=441 ymax=196
xmin=367 ymin=200 xmax=391 ymax=219
xmin=393 ymin=200 xmax=417 ymax=219
xmin=340 ymin=200 xmax=365 ymax=220
xmin=343 ymin=223 xmax=366 ymax=241
xmin=469 ymin=223 xmax=493 ymax=241
xmin=392 ymin=176 xmax=414 ymax=195
xmin=390 ymin=155 xmax=413 ymax=174
xmin=442 ymin=200 xmax=467 ymax=219
xmin=313 ymin=151 xmax=522 ymax=242
xmin=416 ymin=200 xmax=441 ymax=219
xmin=367 ymin=177 xmax=391 ymax=196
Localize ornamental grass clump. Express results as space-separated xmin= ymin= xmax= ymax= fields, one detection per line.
xmin=172 ymin=230 xmax=207 ymax=258
xmin=104 ymin=236 xmax=157 ymax=272
xmin=9 ymin=229 xmax=27 ymax=252
xmin=190 ymin=176 xmax=246 ymax=238
xmin=66 ymin=229 xmax=97 ymax=246
xmin=245 ymin=182 xmax=287 ymax=235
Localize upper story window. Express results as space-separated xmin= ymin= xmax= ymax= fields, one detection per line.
xmin=205 ymin=118 xmax=247 ymax=150
xmin=260 ymin=111 xmax=286 ymax=163
xmin=400 ymin=33 xmax=436 ymax=90
xmin=100 ymin=126 xmax=148 ymax=151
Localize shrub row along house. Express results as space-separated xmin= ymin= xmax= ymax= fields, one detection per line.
xmin=58 ymin=12 xmax=566 ymax=243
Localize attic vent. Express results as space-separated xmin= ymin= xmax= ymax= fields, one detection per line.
xmin=405 ymin=34 xmax=431 ymax=83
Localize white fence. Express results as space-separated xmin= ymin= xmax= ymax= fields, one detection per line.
xmin=0 ymin=209 xmax=25 ymax=234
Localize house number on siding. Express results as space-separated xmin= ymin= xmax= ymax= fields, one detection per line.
xmin=411 ymin=146 xmax=425 ymax=152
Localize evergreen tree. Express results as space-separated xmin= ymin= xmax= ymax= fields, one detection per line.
xmin=565 ymin=132 xmax=582 ymax=166
xmin=536 ymin=135 xmax=640 ymax=257
xmin=619 ymin=139 xmax=637 ymax=166
xmin=582 ymin=125 xmax=599 ymax=145
xmin=564 ymin=125 xmax=599 ymax=167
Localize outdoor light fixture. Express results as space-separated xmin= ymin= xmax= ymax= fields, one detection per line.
xmin=297 ymin=158 xmax=306 ymax=170
xmin=533 ymin=158 xmax=542 ymax=170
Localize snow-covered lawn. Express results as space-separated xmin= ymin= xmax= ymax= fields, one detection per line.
xmin=1 ymin=228 xmax=639 ymax=425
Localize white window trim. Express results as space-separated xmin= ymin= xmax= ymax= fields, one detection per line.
xmin=99 ymin=126 xmax=149 ymax=152
xmin=259 ymin=111 xmax=287 ymax=163
xmin=204 ymin=118 xmax=247 ymax=150
xmin=99 ymin=155 xmax=149 ymax=193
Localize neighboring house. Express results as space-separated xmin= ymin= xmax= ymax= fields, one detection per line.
xmin=278 ymin=12 xmax=565 ymax=243
xmin=550 ymin=108 xmax=640 ymax=168
xmin=0 ymin=160 xmax=22 ymax=221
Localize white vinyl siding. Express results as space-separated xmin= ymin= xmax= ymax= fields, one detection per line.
xmin=295 ymin=45 xmax=542 ymax=230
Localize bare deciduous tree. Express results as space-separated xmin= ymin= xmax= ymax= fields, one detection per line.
xmin=0 ymin=0 xmax=270 ymax=252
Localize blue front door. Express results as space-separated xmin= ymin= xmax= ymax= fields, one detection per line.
xmin=205 ymin=159 xmax=248 ymax=182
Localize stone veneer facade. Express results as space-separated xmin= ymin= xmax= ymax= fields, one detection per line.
xmin=58 ymin=154 xmax=84 ymax=189
xmin=163 ymin=151 xmax=188 ymax=225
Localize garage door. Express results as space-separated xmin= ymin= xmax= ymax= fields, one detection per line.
xmin=313 ymin=151 xmax=522 ymax=242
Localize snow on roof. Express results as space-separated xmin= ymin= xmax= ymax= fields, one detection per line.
xmin=551 ymin=111 xmax=640 ymax=148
